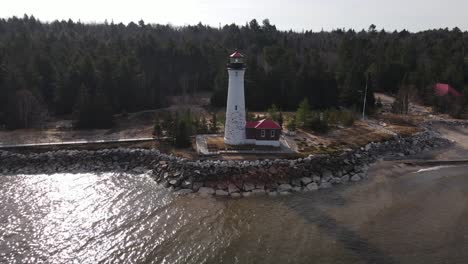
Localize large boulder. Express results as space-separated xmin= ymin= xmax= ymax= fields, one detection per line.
xmin=242 ymin=192 xmax=252 ymax=197
xmin=215 ymin=190 xmax=229 ymax=196
xmin=291 ymin=178 xmax=302 ymax=187
xmin=228 ymin=183 xmax=240 ymax=194
xmin=192 ymin=182 xmax=204 ymax=191
xmin=243 ymin=182 xmax=255 ymax=191
xmin=230 ymin=192 xmax=241 ymax=198
xmin=252 ymin=189 xmax=266 ymax=196
xmin=341 ymin=175 xmax=350 ymax=183
xmin=291 ymin=187 xmax=302 ymax=192
xmin=175 ymin=189 xmax=193 ymax=195
xmin=198 ymin=187 xmax=215 ymax=195
xmin=351 ymin=175 xmax=361 ymax=182
xmin=305 ymin=183 xmax=318 ymax=191
xmin=300 ymin=177 xmax=312 ymax=185
xmin=277 ymin=184 xmax=292 ymax=192
xmin=331 ymin=177 xmax=342 ymax=184
xmin=169 ymin=179 xmax=179 ymax=186
xmin=181 ymin=180 xmax=192 ymax=189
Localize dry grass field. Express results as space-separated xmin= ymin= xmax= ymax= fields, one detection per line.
xmin=290 ymin=113 xmax=423 ymax=155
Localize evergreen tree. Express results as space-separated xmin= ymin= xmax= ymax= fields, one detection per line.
xmin=376 ymin=97 xmax=383 ymax=108
xmin=267 ymin=104 xmax=279 ymax=121
xmin=153 ymin=120 xmax=162 ymax=139
xmin=174 ymin=119 xmax=191 ymax=147
xmin=74 ymin=83 xmax=92 ymax=128
xmin=210 ymin=112 xmax=218 ymax=133
xmin=162 ymin=112 xmax=174 ymax=140
xmin=199 ymin=117 xmax=209 ymax=134
xmin=170 ymin=110 xmax=194 ymax=147
xmin=278 ymin=111 xmax=284 ymax=127
xmin=392 ymin=85 xmax=410 ymax=115
xmin=246 ymin=109 xmax=255 ymax=121
xmin=296 ymin=99 xmax=311 ymax=127
xmin=193 ymin=117 xmax=200 ymax=134
xmin=286 ymin=116 xmax=297 ymax=131
xmin=172 ymin=112 xmax=179 ymax=144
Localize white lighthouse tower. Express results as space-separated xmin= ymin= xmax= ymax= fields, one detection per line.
xmin=224 ymin=51 xmax=247 ymax=145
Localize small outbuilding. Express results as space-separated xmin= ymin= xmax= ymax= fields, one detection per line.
xmin=245 ymin=119 xmax=282 ymax=147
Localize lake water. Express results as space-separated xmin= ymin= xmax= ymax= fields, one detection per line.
xmin=2 ymin=162 xmax=468 ymax=264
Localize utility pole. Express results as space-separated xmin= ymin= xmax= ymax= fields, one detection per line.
xmin=362 ymin=74 xmax=369 ymax=120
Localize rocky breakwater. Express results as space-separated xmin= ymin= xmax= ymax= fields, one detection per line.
xmin=425 ymin=119 xmax=468 ymax=128
xmin=0 ymin=130 xmax=451 ymax=198
xmin=172 ymin=130 xmax=450 ymax=197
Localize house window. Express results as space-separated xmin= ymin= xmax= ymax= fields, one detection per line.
xmin=261 ymin=129 xmax=265 ymax=137
xmin=271 ymin=130 xmax=275 ymax=138
xmin=235 ymin=105 xmax=237 ymax=110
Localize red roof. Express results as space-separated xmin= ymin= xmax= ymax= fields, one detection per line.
xmin=245 ymin=119 xmax=281 ymax=129
xmin=229 ymin=51 xmax=244 ymax=58
xmin=246 ymin=121 xmax=258 ymax=128
xmin=435 ymin=83 xmax=462 ymax=97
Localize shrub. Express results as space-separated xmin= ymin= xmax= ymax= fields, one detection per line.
xmin=305 ymin=112 xmax=329 ymax=133
xmin=338 ymin=110 xmax=356 ymax=127
xmin=296 ymin=98 xmax=311 ymax=127
xmin=286 ymin=116 xmax=297 ymax=131
xmin=174 ymin=119 xmax=191 ymax=147
xmin=267 ymin=104 xmax=280 ymax=121
xmin=307 ymin=116 xmax=329 ymax=133
xmin=210 ymin=112 xmax=218 ymax=133
xmin=376 ymin=97 xmax=383 ymax=108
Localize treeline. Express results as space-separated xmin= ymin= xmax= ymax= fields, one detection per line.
xmin=0 ymin=15 xmax=466 ymax=129
xmin=263 ymin=100 xmax=356 ymax=134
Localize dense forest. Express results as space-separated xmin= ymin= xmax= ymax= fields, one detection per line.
xmin=0 ymin=15 xmax=466 ymax=129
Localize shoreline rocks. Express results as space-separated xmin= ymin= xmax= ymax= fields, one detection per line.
xmin=0 ymin=123 xmax=455 ymax=198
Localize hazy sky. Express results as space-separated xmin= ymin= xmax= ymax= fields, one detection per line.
xmin=2 ymin=0 xmax=467 ymax=32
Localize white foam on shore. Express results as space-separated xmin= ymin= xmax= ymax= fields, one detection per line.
xmin=416 ymin=165 xmax=454 ymax=173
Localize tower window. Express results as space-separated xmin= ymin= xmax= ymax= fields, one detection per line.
xmin=261 ymin=129 xmax=265 ymax=137
xmin=271 ymin=130 xmax=275 ymax=137
xmin=235 ymin=105 xmax=237 ymax=110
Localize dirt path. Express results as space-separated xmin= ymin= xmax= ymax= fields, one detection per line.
xmin=426 ymin=123 xmax=468 ymax=161
xmin=375 ymin=92 xmax=432 ymax=116
xmin=0 ymin=137 xmax=155 ymax=149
